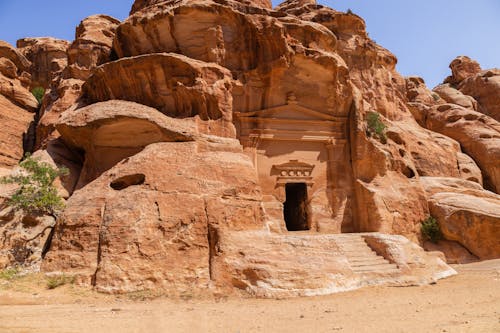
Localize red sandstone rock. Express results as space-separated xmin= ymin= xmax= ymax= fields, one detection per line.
xmin=83 ymin=53 xmax=235 ymax=137
xmin=423 ymin=240 xmax=477 ymax=264
xmin=428 ymin=193 xmax=500 ymax=260
xmin=445 ymin=56 xmax=482 ymax=85
xmin=130 ymin=0 xmax=272 ymax=15
xmin=420 ymin=177 xmax=500 ymax=260
xmin=0 ymin=40 xmax=31 ymax=74
xmin=42 ymin=141 xmax=265 ymax=293
xmin=424 ymin=104 xmax=500 ymax=193
xmin=0 ymin=95 xmax=34 ymax=168
xmin=17 ymin=37 xmax=70 ymax=90
xmin=0 ymin=41 xmax=37 ymax=168
xmin=67 ymin=15 xmax=120 ymax=81
xmin=433 ymin=83 xmax=477 ymax=110
xmin=56 ymin=100 xmax=198 ymax=187
xmin=458 ymin=69 xmax=500 ymax=122
xmin=35 ymin=15 xmax=120 ymax=148
xmin=1 ymin=0 xmax=496 ymax=296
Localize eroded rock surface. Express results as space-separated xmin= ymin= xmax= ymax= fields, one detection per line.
xmin=0 ymin=40 xmax=36 ymax=168
xmin=83 ymin=54 xmax=235 ymax=137
xmin=43 ymin=141 xmax=265 ymax=293
xmin=0 ymin=0 xmax=497 ymax=296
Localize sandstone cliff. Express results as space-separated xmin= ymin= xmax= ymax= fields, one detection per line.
xmin=0 ymin=0 xmax=498 ymax=296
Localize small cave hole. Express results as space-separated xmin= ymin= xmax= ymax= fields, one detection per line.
xmin=464 ymin=114 xmax=478 ymax=121
xmin=467 ymin=177 xmax=480 ymax=183
xmin=398 ymin=149 xmax=406 ymax=157
xmin=386 ymin=131 xmax=405 ymax=145
xmin=479 ymin=134 xmax=492 ymax=139
xmin=402 ymin=166 xmax=416 ymax=179
xmin=437 ymin=104 xmax=452 ymax=112
xmin=110 ymin=173 xmax=146 ymax=190
xmin=446 ymin=115 xmax=462 ymax=123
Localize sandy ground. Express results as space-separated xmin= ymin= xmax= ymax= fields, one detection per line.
xmin=0 ymin=260 xmax=499 ymax=333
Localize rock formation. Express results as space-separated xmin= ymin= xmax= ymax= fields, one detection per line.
xmin=0 ymin=0 xmax=498 ymax=296
xmin=0 ymin=41 xmax=36 ymax=169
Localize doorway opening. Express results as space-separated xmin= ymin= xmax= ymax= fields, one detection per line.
xmin=284 ymin=183 xmax=310 ymax=231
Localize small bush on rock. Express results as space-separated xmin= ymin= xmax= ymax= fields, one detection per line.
xmin=421 ymin=216 xmax=442 ymax=243
xmin=31 ymin=87 xmax=45 ymax=105
xmin=366 ymin=111 xmax=387 ymax=143
xmin=0 ymin=154 xmax=68 ymax=216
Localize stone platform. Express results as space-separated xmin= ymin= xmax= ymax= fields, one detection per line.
xmin=213 ymin=231 xmax=456 ymax=298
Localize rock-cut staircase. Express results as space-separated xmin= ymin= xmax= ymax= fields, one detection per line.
xmin=335 ymin=235 xmax=400 ymax=274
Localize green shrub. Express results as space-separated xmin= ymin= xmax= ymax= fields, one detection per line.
xmin=0 ymin=267 xmax=19 ymax=281
xmin=432 ymin=93 xmax=440 ymax=102
xmin=46 ymin=274 xmax=75 ymax=289
xmin=346 ymin=8 xmax=353 ymax=15
xmin=31 ymin=87 xmax=45 ymax=105
xmin=421 ymin=216 xmax=442 ymax=243
xmin=0 ymin=154 xmax=68 ymax=215
xmin=366 ymin=111 xmax=387 ymax=143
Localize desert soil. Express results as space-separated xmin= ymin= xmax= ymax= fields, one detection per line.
xmin=0 ymin=260 xmax=499 ymax=333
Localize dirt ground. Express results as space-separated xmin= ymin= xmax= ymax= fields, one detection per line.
xmin=0 ymin=260 xmax=499 ymax=333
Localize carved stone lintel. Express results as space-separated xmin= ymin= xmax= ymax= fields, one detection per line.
xmin=273 ymin=159 xmax=315 ymax=187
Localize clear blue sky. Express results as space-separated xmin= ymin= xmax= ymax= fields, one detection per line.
xmin=0 ymin=0 xmax=498 ymax=88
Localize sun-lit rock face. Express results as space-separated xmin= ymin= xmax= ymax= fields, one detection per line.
xmin=0 ymin=40 xmax=36 ymax=169
xmin=82 ymin=53 xmax=236 ymax=137
xmin=1 ymin=0 xmax=499 ymax=296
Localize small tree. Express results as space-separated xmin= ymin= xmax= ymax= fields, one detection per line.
xmin=366 ymin=111 xmax=387 ymax=143
xmin=31 ymin=87 xmax=45 ymax=105
xmin=421 ymin=216 xmax=442 ymax=243
xmin=0 ymin=154 xmax=68 ymax=216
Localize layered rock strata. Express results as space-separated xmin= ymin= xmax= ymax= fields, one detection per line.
xmin=0 ymin=0 xmax=498 ymax=296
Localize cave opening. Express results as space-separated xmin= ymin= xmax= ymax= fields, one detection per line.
xmin=284 ymin=183 xmax=310 ymax=231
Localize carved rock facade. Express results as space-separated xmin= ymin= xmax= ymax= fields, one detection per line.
xmin=0 ymin=0 xmax=499 ymax=296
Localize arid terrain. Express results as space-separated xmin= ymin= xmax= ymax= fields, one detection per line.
xmin=1 ymin=260 xmax=499 ymax=333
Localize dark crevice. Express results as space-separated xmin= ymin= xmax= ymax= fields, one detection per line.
xmin=204 ymin=199 xmax=217 ymax=281
xmin=22 ymin=105 xmax=40 ymax=156
xmin=91 ymin=203 xmax=106 ymax=287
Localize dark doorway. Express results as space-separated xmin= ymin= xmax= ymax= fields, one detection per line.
xmin=284 ymin=183 xmax=310 ymax=231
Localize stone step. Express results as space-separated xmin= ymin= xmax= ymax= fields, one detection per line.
xmin=349 ymin=257 xmax=390 ymax=266
xmin=341 ymin=249 xmax=376 ymax=255
xmin=352 ymin=263 xmax=399 ymax=272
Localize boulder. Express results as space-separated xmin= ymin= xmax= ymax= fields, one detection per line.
xmin=0 ymin=73 xmax=39 ymax=111
xmin=433 ymin=83 xmax=477 ymax=110
xmin=42 ymin=141 xmax=265 ymax=293
xmin=458 ymin=69 xmax=500 ymax=122
xmin=428 ymin=192 xmax=500 ymax=260
xmin=445 ymin=56 xmax=482 ymax=85
xmin=67 ymin=15 xmax=120 ymax=81
xmin=0 ymin=40 xmax=31 ymax=74
xmin=354 ymin=172 xmax=428 ymax=243
xmin=0 ymin=206 xmax=55 ymax=270
xmin=423 ymin=240 xmax=478 ymax=264
xmin=420 ymin=177 xmax=500 ymax=260
xmin=425 ymin=104 xmax=500 ymax=193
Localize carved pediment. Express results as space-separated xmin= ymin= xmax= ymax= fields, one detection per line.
xmin=236 ymin=103 xmax=338 ymax=122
